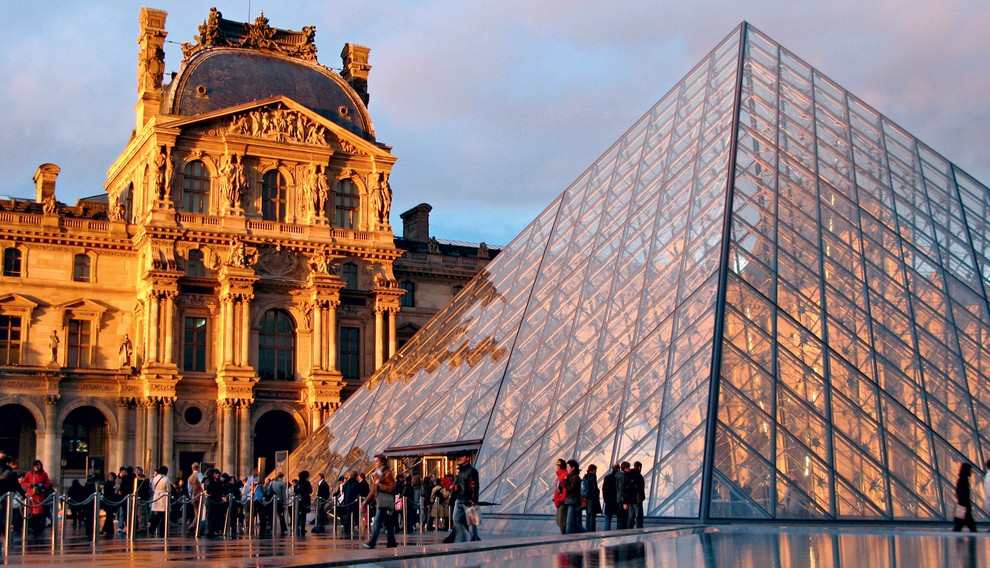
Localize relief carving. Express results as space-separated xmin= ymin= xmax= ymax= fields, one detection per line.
xmin=228 ymin=105 xmax=330 ymax=146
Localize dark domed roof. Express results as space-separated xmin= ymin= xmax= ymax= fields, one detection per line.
xmin=167 ymin=48 xmax=373 ymax=140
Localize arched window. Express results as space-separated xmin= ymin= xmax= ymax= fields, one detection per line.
xmin=400 ymin=280 xmax=415 ymax=307
xmin=258 ymin=309 xmax=295 ymax=380
xmin=182 ymin=160 xmax=210 ymax=213
xmin=334 ymin=179 xmax=358 ymax=229
xmin=342 ymin=263 xmax=358 ymax=289
xmin=187 ymin=249 xmax=206 ymax=277
xmin=73 ymin=254 xmax=91 ymax=282
xmin=2 ymin=248 xmax=22 ymax=277
xmin=262 ymin=170 xmax=288 ymax=222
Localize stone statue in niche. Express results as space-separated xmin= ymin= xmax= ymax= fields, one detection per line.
xmin=370 ymin=172 xmax=392 ymax=227
xmin=119 ymin=334 xmax=133 ymax=367
xmin=49 ymin=330 xmax=59 ymax=364
xmin=219 ymin=152 xmax=246 ymax=211
xmin=154 ymin=146 xmax=174 ymax=201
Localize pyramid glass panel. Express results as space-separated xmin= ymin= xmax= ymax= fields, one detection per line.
xmin=288 ymin=23 xmax=990 ymax=522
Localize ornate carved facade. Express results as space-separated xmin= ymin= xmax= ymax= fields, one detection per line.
xmin=0 ymin=8 xmax=497 ymax=486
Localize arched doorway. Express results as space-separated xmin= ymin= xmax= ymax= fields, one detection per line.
xmin=61 ymin=407 xmax=108 ymax=483
xmin=253 ymin=410 xmax=300 ymax=476
xmin=0 ymin=404 xmax=36 ymax=467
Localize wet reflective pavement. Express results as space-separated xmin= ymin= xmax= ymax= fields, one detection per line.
xmin=2 ymin=520 xmax=988 ymax=567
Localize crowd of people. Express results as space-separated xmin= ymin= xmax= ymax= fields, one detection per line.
xmin=552 ymin=459 xmax=647 ymax=534
xmin=0 ymin=450 xmax=483 ymax=544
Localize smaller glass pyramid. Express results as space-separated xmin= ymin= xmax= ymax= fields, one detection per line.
xmin=288 ymin=22 xmax=990 ymax=522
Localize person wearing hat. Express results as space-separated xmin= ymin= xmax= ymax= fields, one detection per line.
xmin=552 ymin=458 xmax=567 ymax=534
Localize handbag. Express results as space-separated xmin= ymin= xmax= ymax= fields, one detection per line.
xmin=465 ymin=504 xmax=481 ymax=526
xmin=394 ymin=495 xmax=403 ymax=512
xmin=376 ymin=490 xmax=395 ymax=510
xmin=955 ymin=504 xmax=967 ymax=519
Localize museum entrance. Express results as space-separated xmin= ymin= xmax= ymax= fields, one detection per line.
xmin=0 ymin=403 xmax=36 ymax=468
xmin=253 ymin=410 xmax=299 ymax=476
xmin=61 ymin=406 xmax=108 ymax=486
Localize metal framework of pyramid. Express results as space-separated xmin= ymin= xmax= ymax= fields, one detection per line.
xmin=290 ymin=23 xmax=990 ymax=521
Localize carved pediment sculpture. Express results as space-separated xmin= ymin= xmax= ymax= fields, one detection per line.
xmin=228 ymin=104 xmax=331 ymax=146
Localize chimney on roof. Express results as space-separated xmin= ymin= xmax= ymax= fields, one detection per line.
xmin=400 ymin=203 xmax=432 ymax=242
xmin=341 ymin=43 xmax=371 ymax=106
xmin=34 ymin=164 xmax=60 ymax=203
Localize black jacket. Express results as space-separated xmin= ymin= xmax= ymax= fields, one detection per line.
xmin=453 ymin=464 xmax=479 ymax=505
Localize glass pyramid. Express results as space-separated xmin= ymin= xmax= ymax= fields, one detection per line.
xmin=289 ymin=23 xmax=990 ymax=521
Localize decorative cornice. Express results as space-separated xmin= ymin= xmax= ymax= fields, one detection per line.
xmin=181 ymin=8 xmax=319 ymax=62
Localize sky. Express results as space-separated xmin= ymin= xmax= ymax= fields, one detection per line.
xmin=1 ymin=1 xmax=989 ymax=246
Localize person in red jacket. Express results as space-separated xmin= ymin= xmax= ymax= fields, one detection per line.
xmin=552 ymin=458 xmax=567 ymax=534
xmin=20 ymin=460 xmax=53 ymax=536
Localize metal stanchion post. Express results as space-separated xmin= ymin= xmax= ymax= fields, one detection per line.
xmin=57 ymin=494 xmax=66 ymax=550
xmin=164 ymin=495 xmax=170 ymax=541
xmin=194 ymin=494 xmax=204 ymax=538
xmin=248 ymin=493 xmax=255 ymax=537
xmin=3 ymin=493 xmax=11 ymax=555
xmin=331 ymin=501 xmax=337 ymax=538
xmin=92 ymin=492 xmax=100 ymax=546
xmin=271 ymin=495 xmax=277 ymax=538
xmin=222 ymin=498 xmax=230 ymax=538
xmin=289 ymin=494 xmax=296 ymax=540
xmin=129 ymin=494 xmax=137 ymax=542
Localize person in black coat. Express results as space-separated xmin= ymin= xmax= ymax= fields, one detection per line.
xmin=101 ymin=472 xmax=119 ymax=537
xmin=295 ymin=470 xmax=313 ymax=536
xmin=340 ymin=472 xmax=360 ymax=538
xmin=953 ymin=462 xmax=977 ymax=532
xmin=601 ymin=464 xmax=620 ymax=530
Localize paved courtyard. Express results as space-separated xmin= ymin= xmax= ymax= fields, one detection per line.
xmin=2 ymin=519 xmax=988 ymax=567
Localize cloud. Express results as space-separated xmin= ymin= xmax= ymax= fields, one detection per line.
xmin=1 ymin=0 xmax=988 ymax=245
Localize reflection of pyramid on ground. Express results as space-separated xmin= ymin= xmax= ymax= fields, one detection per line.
xmin=290 ymin=22 xmax=990 ymax=521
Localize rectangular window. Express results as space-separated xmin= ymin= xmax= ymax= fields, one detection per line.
xmin=67 ymin=319 xmax=91 ymax=367
xmin=339 ymin=326 xmax=360 ymax=382
xmin=3 ymin=249 xmax=22 ymax=277
xmin=73 ymin=254 xmax=91 ymax=283
xmin=0 ymin=315 xmax=22 ymax=365
xmin=183 ymin=316 xmax=208 ymax=372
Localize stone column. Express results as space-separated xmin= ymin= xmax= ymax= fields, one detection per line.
xmin=162 ymin=294 xmax=175 ymax=364
xmin=222 ymin=402 xmax=235 ymax=474
xmin=327 ymin=303 xmax=338 ymax=371
xmin=238 ymin=403 xmax=250 ymax=476
xmin=223 ymin=298 xmax=234 ymax=365
xmin=148 ymin=294 xmax=160 ymax=363
xmin=312 ymin=303 xmax=323 ymax=371
xmin=115 ymin=400 xmax=129 ymax=469
xmin=146 ymin=400 xmax=159 ymax=469
xmin=388 ymin=309 xmax=397 ymax=359
xmin=135 ymin=402 xmax=147 ymax=471
xmin=161 ymin=400 xmax=174 ymax=473
xmin=239 ymin=299 xmax=251 ymax=367
xmin=43 ymin=396 xmax=60 ymax=482
xmin=374 ymin=309 xmax=384 ymax=370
